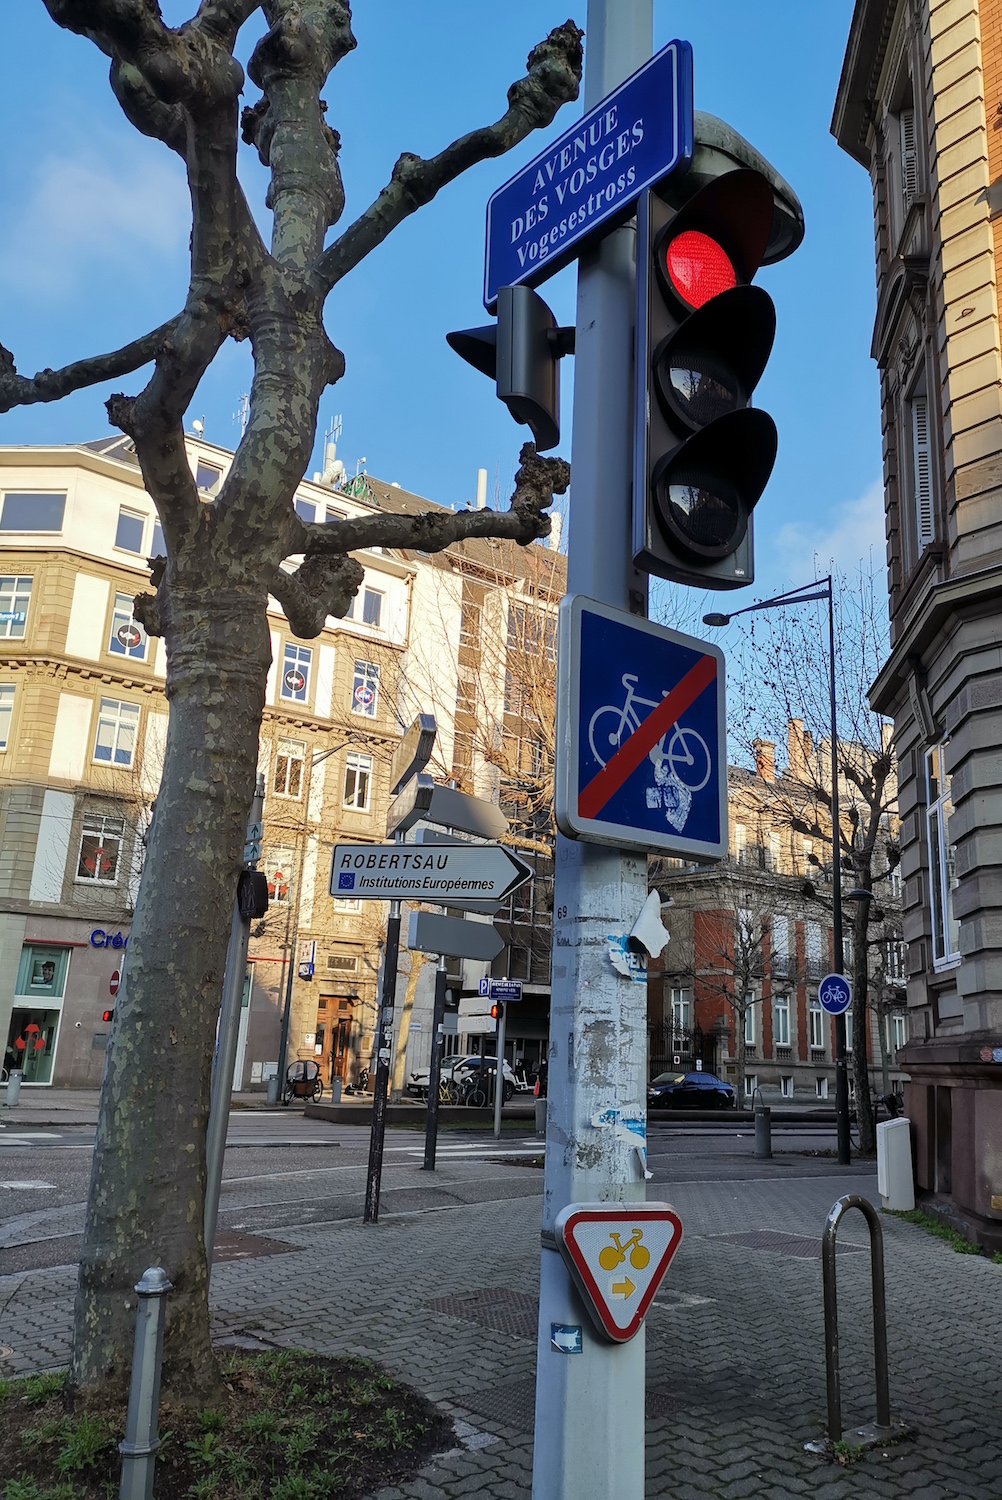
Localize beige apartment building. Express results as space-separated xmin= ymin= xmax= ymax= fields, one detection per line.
xmin=0 ymin=432 xmax=569 ymax=1093
xmin=834 ymin=0 xmax=1002 ymax=1244
xmin=0 ymin=434 xmax=411 ymax=1088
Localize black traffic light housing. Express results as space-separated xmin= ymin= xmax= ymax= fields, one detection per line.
xmin=448 ymin=285 xmax=574 ymax=452
xmin=634 ymin=168 xmax=778 ymax=588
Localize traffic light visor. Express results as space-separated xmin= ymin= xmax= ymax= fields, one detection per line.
xmin=651 ymin=408 xmax=777 ymax=561
xmin=663 ymin=230 xmax=736 ymax=309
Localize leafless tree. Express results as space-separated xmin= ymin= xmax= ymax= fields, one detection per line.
xmin=0 ymin=2 xmax=581 ymax=1400
xmin=691 ymin=890 xmax=774 ymax=1102
xmin=729 ymin=563 xmax=899 ymax=1152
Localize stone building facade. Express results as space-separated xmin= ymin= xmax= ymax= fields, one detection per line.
xmin=834 ymin=0 xmax=1002 ymax=1245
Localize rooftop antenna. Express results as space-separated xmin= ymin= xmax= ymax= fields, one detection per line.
xmin=191 ymin=417 xmax=205 ymax=437
xmin=234 ymin=393 xmax=250 ymax=436
xmin=316 ymin=413 xmax=346 ymax=488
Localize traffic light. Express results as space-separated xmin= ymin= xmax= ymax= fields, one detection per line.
xmin=102 ymin=1009 xmax=114 ymax=1023
xmin=490 ymin=1003 xmax=500 ymax=1021
xmin=448 ymin=285 xmax=574 ymax=452
xmin=633 ymin=168 xmax=778 ymax=588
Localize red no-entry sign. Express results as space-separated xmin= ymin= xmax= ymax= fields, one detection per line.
xmin=109 ymin=970 xmax=120 ymax=997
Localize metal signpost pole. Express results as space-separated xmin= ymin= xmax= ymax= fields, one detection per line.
xmin=205 ymin=775 xmax=263 ymax=1265
xmin=531 ymin=5 xmax=653 ymax=1497
xmin=422 ymin=955 xmax=449 ymax=1171
xmin=364 ymin=838 xmax=402 ymax=1225
xmin=493 ymin=1001 xmax=507 ymax=1140
xmin=827 ymin=580 xmax=851 ymax=1167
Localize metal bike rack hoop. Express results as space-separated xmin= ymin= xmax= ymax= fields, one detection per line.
xmin=821 ymin=1194 xmax=891 ymax=1444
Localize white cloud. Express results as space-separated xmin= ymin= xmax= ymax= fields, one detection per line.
xmin=0 ymin=140 xmax=189 ymax=294
xmin=773 ymin=478 xmax=886 ymax=580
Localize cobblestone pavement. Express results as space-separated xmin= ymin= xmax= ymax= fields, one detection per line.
xmin=1 ymin=1122 xmax=1000 ymax=1497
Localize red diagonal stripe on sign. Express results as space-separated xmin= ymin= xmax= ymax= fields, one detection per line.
xmin=578 ymin=654 xmax=717 ymax=821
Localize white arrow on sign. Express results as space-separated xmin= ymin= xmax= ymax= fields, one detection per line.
xmin=330 ymin=840 xmax=530 ymax=904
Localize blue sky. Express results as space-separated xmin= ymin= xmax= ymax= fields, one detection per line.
xmin=0 ymin=2 xmax=879 ymax=609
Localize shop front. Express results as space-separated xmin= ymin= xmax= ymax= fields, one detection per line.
xmin=1 ymin=917 xmax=131 ymax=1087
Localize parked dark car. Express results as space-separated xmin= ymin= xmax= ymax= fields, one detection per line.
xmin=648 ymin=1070 xmax=735 ymax=1109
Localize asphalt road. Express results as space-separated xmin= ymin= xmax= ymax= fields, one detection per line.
xmin=0 ymin=1114 xmax=870 ymax=1276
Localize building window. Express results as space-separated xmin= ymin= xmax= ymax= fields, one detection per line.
xmin=927 ymin=745 xmax=960 ymax=967
xmin=0 ymin=683 xmax=13 ymax=750
xmin=899 ymin=105 xmax=918 ymax=210
xmin=806 ymin=922 xmax=823 ymax=980
xmin=151 ymin=519 xmax=166 ymax=557
xmin=351 ymin=660 xmax=379 ymax=717
xmin=460 ymin=598 xmax=481 ymax=649
xmin=744 ymin=1074 xmax=757 ymax=1099
xmin=743 ymin=1001 xmax=755 ymax=1047
xmin=343 ymin=752 xmax=372 ymax=811
xmin=780 ymin=1075 xmax=793 ymax=1099
xmin=774 ymin=995 xmax=790 ymax=1048
xmin=196 ymin=461 xmax=222 ymax=495
xmin=669 ymin=986 xmax=691 ymax=1029
xmin=768 ymin=832 xmax=781 ymax=871
xmin=333 ymin=895 xmax=361 ymax=913
xmin=115 ymin=507 xmax=146 ymax=554
xmin=93 ymin=698 xmax=140 ymax=767
xmin=362 ymin=589 xmax=383 ymax=628
xmin=809 ymin=999 xmax=825 ymax=1050
xmin=108 ymin=594 xmax=148 ymax=660
xmin=816 ymin=1077 xmax=829 ymax=1100
xmin=885 ymin=938 xmax=905 ymax=981
xmin=771 ymin=917 xmax=790 ymax=979
xmin=281 ymin=643 xmax=312 ymax=703
xmin=294 ymin=496 xmax=317 ymax=523
xmin=0 ymin=493 xmax=65 ymax=532
xmin=273 ymin=738 xmax=305 ymax=798
xmin=733 ymin=822 xmax=747 ymax=862
xmin=264 ymin=847 xmax=294 ymax=904
xmin=910 ymin=395 xmax=934 ymax=554
xmin=891 ymin=1012 xmax=907 ymax=1052
xmin=16 ymin=944 xmax=70 ymax=999
xmin=0 ymin=576 xmax=32 ymax=639
xmin=76 ymin=814 xmax=125 ymax=883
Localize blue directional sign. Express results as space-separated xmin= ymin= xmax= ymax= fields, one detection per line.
xmin=555 ymin=595 xmax=726 ymax=858
xmin=479 ymin=977 xmax=523 ymax=1004
xmin=819 ymin=973 xmax=852 ymax=1017
xmin=484 ymin=39 xmax=693 ymax=309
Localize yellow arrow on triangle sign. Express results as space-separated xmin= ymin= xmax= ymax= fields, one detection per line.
xmin=612 ymin=1277 xmax=635 ymax=1299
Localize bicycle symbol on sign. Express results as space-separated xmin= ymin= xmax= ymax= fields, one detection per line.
xmin=598 ymin=1228 xmax=651 ymax=1272
xmin=588 ymin=674 xmax=711 ymax=832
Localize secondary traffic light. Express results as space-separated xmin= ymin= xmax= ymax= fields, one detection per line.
xmin=447 ymin=285 xmax=574 ymax=452
xmin=633 ymin=168 xmax=778 ymax=588
xmin=490 ymin=1003 xmax=500 ymax=1021
xmin=102 ymin=1009 xmax=114 ymax=1023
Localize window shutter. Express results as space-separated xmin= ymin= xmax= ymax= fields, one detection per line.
xmin=911 ymin=396 xmax=934 ymax=550
xmin=899 ymin=108 xmax=918 ymax=206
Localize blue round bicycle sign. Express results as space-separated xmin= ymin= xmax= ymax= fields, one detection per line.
xmin=818 ymin=973 xmax=852 ymax=1016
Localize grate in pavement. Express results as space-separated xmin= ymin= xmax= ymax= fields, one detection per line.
xmin=380 ymin=1187 xmax=463 ymax=1214
xmin=458 ymin=1377 xmax=677 ymax=1434
xmin=426 ymin=1286 xmax=538 ymax=1339
xmin=710 ymin=1229 xmax=864 ymax=1258
xmin=212 ymin=1231 xmax=298 ymax=1263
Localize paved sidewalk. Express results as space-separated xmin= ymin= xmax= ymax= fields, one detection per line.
xmin=0 ymin=1087 xmax=271 ymax=1127
xmin=1 ymin=1144 xmax=999 ymax=1497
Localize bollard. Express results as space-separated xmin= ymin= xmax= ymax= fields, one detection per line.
xmin=753 ymin=1087 xmax=772 ymax=1159
xmin=5 ymin=1069 xmax=22 ymax=1108
xmin=119 ymin=1267 xmax=172 ymax=1500
xmin=804 ymin=1193 xmax=907 ymax=1454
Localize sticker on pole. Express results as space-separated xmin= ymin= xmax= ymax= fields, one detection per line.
xmin=555 ymin=594 xmax=727 ymax=857
xmin=554 ymin=1202 xmax=683 ymax=1343
xmin=819 ymin=973 xmax=852 ymax=1016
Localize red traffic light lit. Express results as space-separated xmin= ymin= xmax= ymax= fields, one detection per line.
xmin=102 ymin=1009 xmax=114 ymax=1023
xmin=663 ymin=231 xmax=736 ymax=309
xmin=490 ymin=1004 xmax=500 ymax=1020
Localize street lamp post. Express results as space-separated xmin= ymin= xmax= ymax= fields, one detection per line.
xmin=704 ymin=576 xmax=851 ymax=1166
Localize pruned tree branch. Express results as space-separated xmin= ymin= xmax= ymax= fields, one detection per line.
xmin=0 ymin=319 xmax=179 ymax=414
xmin=303 ymin=443 xmax=569 ymax=560
xmin=314 ymin=20 xmax=583 ymax=290
xmin=267 ymin=552 xmax=364 ymax=638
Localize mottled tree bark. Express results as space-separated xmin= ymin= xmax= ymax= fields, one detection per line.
xmin=1 ymin=1 xmax=582 ymax=1399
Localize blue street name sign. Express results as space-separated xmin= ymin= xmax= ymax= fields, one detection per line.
xmin=479 ymin=977 xmax=524 ymax=1003
xmin=483 ymin=38 xmax=693 ymax=309
xmin=819 ymin=973 xmax=852 ymax=1016
xmin=555 ymin=595 xmax=726 ymax=858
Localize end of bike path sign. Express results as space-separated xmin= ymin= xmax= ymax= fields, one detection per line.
xmin=555 ymin=595 xmax=727 ymax=859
